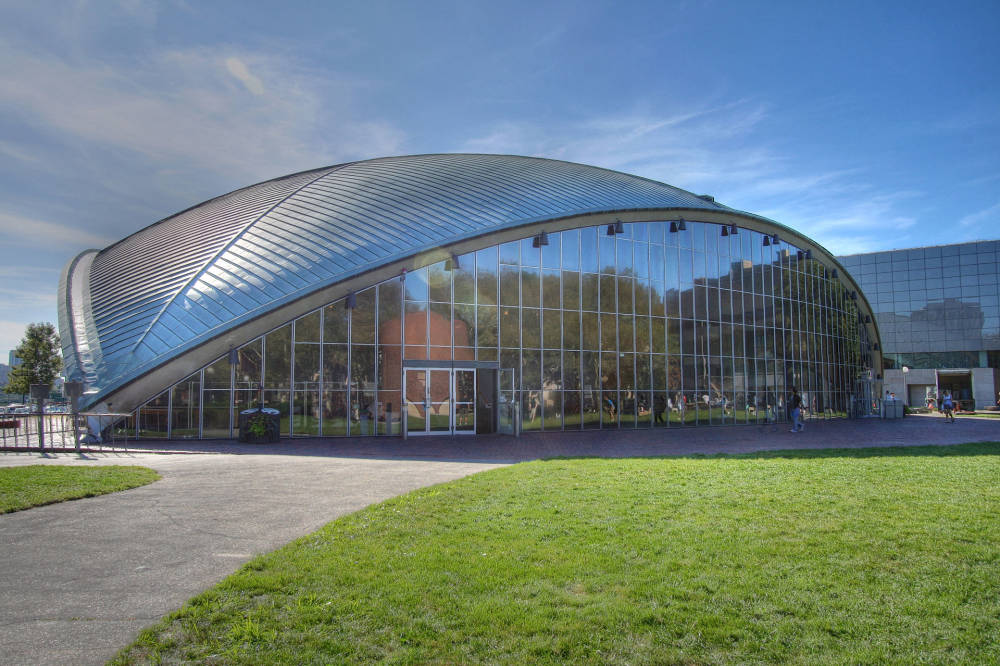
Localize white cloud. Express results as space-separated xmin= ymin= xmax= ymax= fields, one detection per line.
xmin=0 ymin=320 xmax=39 ymax=360
xmin=0 ymin=211 xmax=112 ymax=249
xmin=458 ymin=99 xmax=775 ymax=194
xmin=458 ymin=103 xmax=919 ymax=256
xmin=958 ymin=201 xmax=1000 ymax=229
xmin=0 ymin=43 xmax=404 ymax=185
xmin=0 ymin=267 xmax=61 ymax=357
xmin=225 ymin=57 xmax=265 ymax=96
xmin=0 ymin=140 xmax=40 ymax=164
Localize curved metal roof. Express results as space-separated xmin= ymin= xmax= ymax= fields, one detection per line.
xmin=59 ymin=153 xmax=866 ymax=408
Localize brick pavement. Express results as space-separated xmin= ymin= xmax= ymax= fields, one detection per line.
xmin=121 ymin=413 xmax=1000 ymax=462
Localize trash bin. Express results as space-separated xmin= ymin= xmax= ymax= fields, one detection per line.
xmin=238 ymin=407 xmax=281 ymax=443
xmin=882 ymin=400 xmax=904 ymax=420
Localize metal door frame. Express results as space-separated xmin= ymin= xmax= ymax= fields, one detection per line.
xmin=403 ymin=367 xmax=476 ymax=436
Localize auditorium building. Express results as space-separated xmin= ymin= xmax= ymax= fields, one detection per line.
xmin=58 ymin=154 xmax=881 ymax=439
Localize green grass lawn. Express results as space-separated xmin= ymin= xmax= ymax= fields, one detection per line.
xmin=0 ymin=465 xmax=160 ymax=513
xmin=115 ymin=444 xmax=1000 ymax=664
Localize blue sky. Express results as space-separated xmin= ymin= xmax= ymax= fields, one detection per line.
xmin=1 ymin=0 xmax=998 ymax=360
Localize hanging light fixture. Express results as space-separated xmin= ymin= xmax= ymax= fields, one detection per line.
xmin=669 ymin=221 xmax=678 ymax=233
xmin=532 ymin=231 xmax=550 ymax=248
xmin=678 ymin=217 xmax=687 ymax=231
xmin=804 ymin=249 xmax=812 ymax=260
xmin=763 ymin=234 xmax=771 ymax=246
xmin=729 ymin=224 xmax=738 ymax=235
xmin=607 ymin=223 xmax=616 ymax=236
xmin=445 ymin=253 xmax=461 ymax=270
xmin=721 ymin=225 xmax=729 ymax=237
xmin=614 ymin=219 xmax=624 ymax=234
xmin=771 ymin=234 xmax=780 ymax=245
xmin=345 ymin=292 xmax=357 ymax=309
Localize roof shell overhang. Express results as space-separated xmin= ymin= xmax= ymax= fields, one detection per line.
xmin=58 ymin=154 xmax=882 ymax=411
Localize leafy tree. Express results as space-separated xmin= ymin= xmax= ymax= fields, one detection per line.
xmin=6 ymin=323 xmax=62 ymax=399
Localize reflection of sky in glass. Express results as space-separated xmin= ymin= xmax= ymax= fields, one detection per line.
xmin=840 ymin=240 xmax=1000 ymax=356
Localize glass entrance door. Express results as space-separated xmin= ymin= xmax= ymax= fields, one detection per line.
xmin=404 ymin=367 xmax=477 ymax=435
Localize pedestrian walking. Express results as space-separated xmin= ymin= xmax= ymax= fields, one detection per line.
xmin=941 ymin=390 xmax=955 ymax=423
xmin=788 ymin=386 xmax=804 ymax=432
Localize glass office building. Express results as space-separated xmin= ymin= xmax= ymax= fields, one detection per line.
xmin=59 ymin=155 xmax=880 ymax=440
xmin=838 ymin=240 xmax=1000 ymax=409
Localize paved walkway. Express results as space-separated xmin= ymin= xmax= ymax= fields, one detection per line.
xmin=0 ymin=415 xmax=997 ymax=665
xmin=110 ymin=412 xmax=1000 ymax=461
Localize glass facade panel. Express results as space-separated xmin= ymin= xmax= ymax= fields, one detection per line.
xmin=138 ymin=391 xmax=169 ymax=439
xmin=202 ymin=389 xmax=231 ymax=439
xmin=140 ymin=221 xmax=873 ymax=439
xmin=169 ymin=373 xmax=200 ymax=439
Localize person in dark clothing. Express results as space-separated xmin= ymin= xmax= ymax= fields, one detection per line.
xmin=653 ymin=393 xmax=665 ymax=424
xmin=788 ymin=386 xmax=804 ymax=432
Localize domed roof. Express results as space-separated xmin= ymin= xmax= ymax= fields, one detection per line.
xmin=58 ymin=154 xmax=752 ymax=405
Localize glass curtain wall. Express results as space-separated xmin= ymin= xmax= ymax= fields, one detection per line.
xmin=130 ymin=220 xmax=874 ymax=438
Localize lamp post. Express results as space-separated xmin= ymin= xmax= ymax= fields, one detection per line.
xmin=901 ymin=366 xmax=910 ymax=411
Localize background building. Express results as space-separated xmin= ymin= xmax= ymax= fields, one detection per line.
xmin=59 ymin=154 xmax=881 ymax=440
xmin=838 ymin=240 xmax=1000 ymax=410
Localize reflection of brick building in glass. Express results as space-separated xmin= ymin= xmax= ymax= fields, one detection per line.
xmin=382 ymin=307 xmax=474 ymax=406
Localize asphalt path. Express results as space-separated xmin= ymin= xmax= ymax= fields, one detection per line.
xmin=1 ymin=414 xmax=998 ymax=664
xmin=0 ymin=451 xmax=505 ymax=665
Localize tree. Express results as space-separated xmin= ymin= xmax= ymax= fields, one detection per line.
xmin=6 ymin=323 xmax=62 ymax=399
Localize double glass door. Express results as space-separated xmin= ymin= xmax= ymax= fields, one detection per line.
xmin=404 ymin=368 xmax=475 ymax=435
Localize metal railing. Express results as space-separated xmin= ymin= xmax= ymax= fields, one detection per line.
xmin=0 ymin=412 xmax=135 ymax=452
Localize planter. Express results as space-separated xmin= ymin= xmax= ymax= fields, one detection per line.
xmin=238 ymin=407 xmax=281 ymax=443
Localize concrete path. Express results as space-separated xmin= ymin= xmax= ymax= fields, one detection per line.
xmin=0 ymin=453 xmax=505 ymax=665
xmin=1 ymin=414 xmax=998 ymax=665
